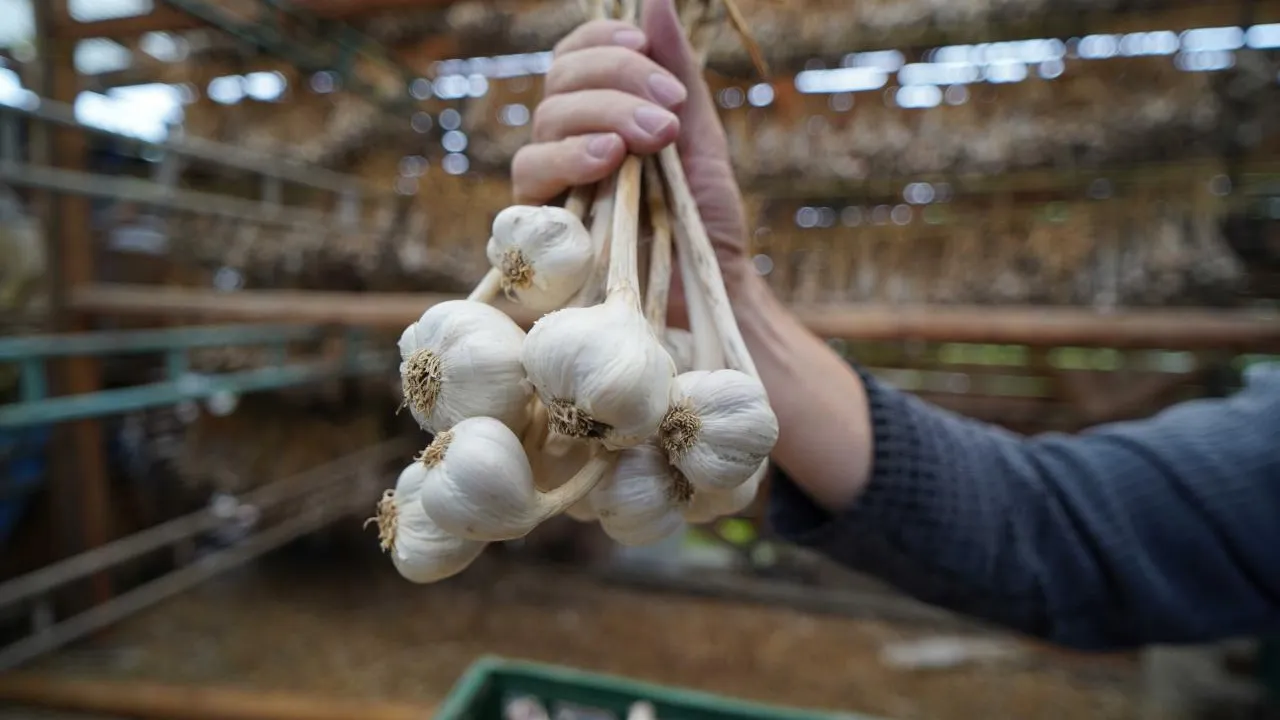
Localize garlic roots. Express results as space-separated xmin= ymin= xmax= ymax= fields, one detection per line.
xmin=418 ymin=416 xmax=616 ymax=541
xmin=661 ymin=370 xmax=778 ymax=492
xmin=487 ymin=205 xmax=594 ymax=311
xmin=370 ymin=463 xmax=486 ymax=584
xmin=398 ymin=300 xmax=532 ymax=434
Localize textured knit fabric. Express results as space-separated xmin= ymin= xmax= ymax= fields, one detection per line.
xmin=768 ymin=363 xmax=1280 ymax=651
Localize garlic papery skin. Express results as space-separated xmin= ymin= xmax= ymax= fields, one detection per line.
xmin=683 ymin=460 xmax=766 ymax=524
xmin=371 ymin=463 xmax=486 ymax=584
xmin=589 ymin=443 xmax=691 ymax=546
xmin=522 ymin=297 xmax=676 ymax=451
xmin=487 ymin=205 xmax=593 ymax=312
xmin=661 ymin=370 xmax=779 ymax=492
xmin=398 ymin=300 xmax=532 ymax=435
xmin=419 ymin=417 xmax=615 ymax=541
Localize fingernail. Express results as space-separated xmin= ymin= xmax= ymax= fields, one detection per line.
xmin=612 ymin=29 xmax=647 ymax=50
xmin=633 ymin=105 xmax=676 ymax=137
xmin=647 ymin=73 xmax=687 ymax=107
xmin=586 ymin=133 xmax=618 ymax=159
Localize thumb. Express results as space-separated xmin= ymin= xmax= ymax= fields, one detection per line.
xmin=640 ymin=0 xmax=729 ymax=160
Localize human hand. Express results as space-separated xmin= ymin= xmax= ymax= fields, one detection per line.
xmin=511 ymin=0 xmax=753 ymax=307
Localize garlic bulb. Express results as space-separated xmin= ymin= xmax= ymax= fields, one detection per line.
xmin=370 ymin=463 xmax=486 ymax=584
xmin=683 ymin=460 xmax=766 ymax=524
xmin=487 ymin=205 xmax=593 ymax=311
xmin=419 ymin=416 xmax=615 ymax=541
xmin=660 ymin=370 xmax=778 ymax=492
xmin=398 ymin=300 xmax=532 ymax=434
xmin=589 ymin=442 xmax=690 ymax=546
xmin=522 ymin=299 xmax=676 ymax=450
xmin=521 ymin=158 xmax=675 ymax=451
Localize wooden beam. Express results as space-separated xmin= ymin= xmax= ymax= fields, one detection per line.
xmin=795 ymin=303 xmax=1280 ymax=350
xmin=43 ymin=0 xmax=114 ymax=605
xmin=69 ymin=284 xmax=1280 ymax=350
xmin=0 ymin=674 xmax=434 ymax=720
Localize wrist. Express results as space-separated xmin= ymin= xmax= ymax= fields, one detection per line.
xmin=724 ymin=262 xmax=776 ymax=324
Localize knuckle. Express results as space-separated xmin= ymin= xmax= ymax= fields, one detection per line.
xmin=601 ymin=46 xmax=639 ymax=80
xmin=553 ymin=19 xmax=616 ymax=57
xmin=510 ymin=144 xmax=535 ymax=176
xmin=551 ymin=34 xmax=575 ymax=58
xmin=510 ymin=146 xmax=550 ymax=198
xmin=542 ymin=58 xmax=575 ymax=96
xmin=528 ymin=97 xmax=562 ymax=140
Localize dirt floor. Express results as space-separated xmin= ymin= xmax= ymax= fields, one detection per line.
xmin=23 ymin=533 xmax=1143 ymax=720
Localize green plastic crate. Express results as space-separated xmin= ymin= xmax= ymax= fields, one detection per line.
xmin=436 ymin=656 xmax=879 ymax=720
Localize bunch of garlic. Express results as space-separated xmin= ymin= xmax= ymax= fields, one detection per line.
xmin=373 ymin=5 xmax=778 ymax=584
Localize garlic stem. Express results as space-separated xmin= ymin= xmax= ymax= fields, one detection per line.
xmin=468 ymin=268 xmax=503 ymax=303
xmin=565 ymin=184 xmax=594 ymax=220
xmin=658 ymin=144 xmax=758 ymax=380
xmin=522 ymin=398 xmax=550 ymax=456
xmin=569 ymin=175 xmax=615 ymax=308
xmin=668 ymin=168 xmax=722 ymax=372
xmin=606 ymin=154 xmax=644 ymax=304
xmin=720 ymin=0 xmax=769 ymax=79
xmin=680 ymin=247 xmax=722 ymax=370
xmin=643 ymin=158 xmax=673 ymax=333
xmin=619 ymin=0 xmax=637 ymax=23
xmin=534 ymin=450 xmax=618 ymax=518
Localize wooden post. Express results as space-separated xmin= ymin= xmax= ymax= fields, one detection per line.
xmin=40 ymin=0 xmax=113 ymax=603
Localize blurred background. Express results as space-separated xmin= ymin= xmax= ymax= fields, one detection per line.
xmin=0 ymin=0 xmax=1278 ymax=718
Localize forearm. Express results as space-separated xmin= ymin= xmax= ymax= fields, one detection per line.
xmin=727 ymin=273 xmax=1280 ymax=649
xmin=729 ymin=273 xmax=873 ymax=513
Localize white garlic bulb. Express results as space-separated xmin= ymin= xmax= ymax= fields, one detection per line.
xmin=487 ymin=205 xmax=593 ymax=311
xmin=660 ymin=370 xmax=778 ymax=492
xmin=398 ymin=300 xmax=532 ymax=434
xmin=590 ymin=442 xmax=690 ymax=546
xmin=370 ymin=463 xmax=486 ymax=584
xmin=419 ymin=416 xmax=615 ymax=541
xmin=683 ymin=460 xmax=766 ymax=524
xmin=522 ymin=297 xmax=676 ymax=451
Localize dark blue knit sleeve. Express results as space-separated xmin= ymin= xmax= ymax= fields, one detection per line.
xmin=768 ymin=364 xmax=1280 ymax=651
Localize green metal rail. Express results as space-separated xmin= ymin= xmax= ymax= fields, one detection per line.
xmin=0 ymin=323 xmax=390 ymax=429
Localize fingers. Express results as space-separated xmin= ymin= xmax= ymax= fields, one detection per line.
xmin=553 ymin=19 xmax=648 ymax=57
xmin=545 ymin=46 xmax=687 ymax=109
xmin=532 ymin=89 xmax=680 ymax=152
xmin=511 ymin=133 xmax=626 ymax=205
xmin=640 ymin=0 xmax=729 ymax=157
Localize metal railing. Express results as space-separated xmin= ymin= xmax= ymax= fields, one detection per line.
xmin=0 ymin=323 xmax=391 ymax=429
xmin=0 ymin=437 xmax=413 ymax=670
